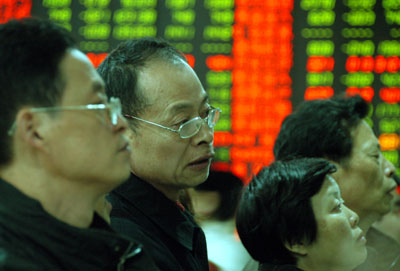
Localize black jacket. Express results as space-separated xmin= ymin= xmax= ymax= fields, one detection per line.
xmin=258 ymin=263 xmax=302 ymax=271
xmin=109 ymin=174 xmax=209 ymax=271
xmin=0 ymin=178 xmax=157 ymax=271
xmin=259 ymin=263 xmax=302 ymax=271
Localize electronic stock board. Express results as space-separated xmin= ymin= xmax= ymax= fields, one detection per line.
xmin=0 ymin=0 xmax=399 ymax=180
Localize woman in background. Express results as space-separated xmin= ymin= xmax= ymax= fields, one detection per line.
xmin=236 ymin=158 xmax=367 ymax=271
xmin=190 ymin=170 xmax=251 ymax=271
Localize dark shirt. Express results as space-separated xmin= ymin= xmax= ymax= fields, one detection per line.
xmin=355 ymin=227 xmax=400 ymax=271
xmin=109 ymin=174 xmax=209 ymax=271
xmin=0 ymin=178 xmax=157 ymax=271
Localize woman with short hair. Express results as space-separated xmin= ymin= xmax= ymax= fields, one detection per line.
xmin=236 ymin=158 xmax=367 ymax=271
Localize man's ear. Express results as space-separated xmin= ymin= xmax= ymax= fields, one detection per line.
xmin=284 ymin=241 xmax=308 ymax=256
xmin=16 ymin=109 xmax=47 ymax=151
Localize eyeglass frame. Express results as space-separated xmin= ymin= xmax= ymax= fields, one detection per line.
xmin=7 ymin=96 xmax=123 ymax=136
xmin=124 ymin=107 xmax=222 ymax=139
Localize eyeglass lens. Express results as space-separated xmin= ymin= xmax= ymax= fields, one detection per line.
xmin=109 ymin=97 xmax=121 ymax=126
xmin=180 ymin=109 xmax=219 ymax=138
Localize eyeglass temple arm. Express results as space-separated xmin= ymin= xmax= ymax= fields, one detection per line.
xmin=30 ymin=104 xmax=107 ymax=113
xmin=124 ymin=115 xmax=179 ymax=133
xmin=8 ymin=103 xmax=115 ymax=136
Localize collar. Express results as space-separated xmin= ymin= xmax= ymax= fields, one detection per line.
xmin=259 ymin=263 xmax=302 ymax=271
xmin=112 ymin=173 xmax=200 ymax=251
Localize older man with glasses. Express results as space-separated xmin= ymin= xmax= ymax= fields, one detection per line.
xmin=98 ymin=37 xmax=220 ymax=271
xmin=0 ymin=18 xmax=157 ymax=270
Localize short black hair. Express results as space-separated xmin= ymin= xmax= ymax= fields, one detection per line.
xmin=273 ymin=95 xmax=369 ymax=164
xmin=97 ymin=37 xmax=186 ymax=130
xmin=195 ymin=170 xmax=244 ymax=221
xmin=0 ymin=18 xmax=76 ymax=166
xmin=236 ymin=158 xmax=336 ymax=265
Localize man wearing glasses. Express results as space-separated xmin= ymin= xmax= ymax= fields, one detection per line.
xmin=98 ymin=38 xmax=220 ymax=271
xmin=0 ymin=18 xmax=156 ymax=270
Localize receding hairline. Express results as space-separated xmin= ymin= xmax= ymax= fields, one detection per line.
xmin=135 ymin=56 xmax=200 ymax=110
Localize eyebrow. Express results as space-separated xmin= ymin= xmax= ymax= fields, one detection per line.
xmin=90 ymin=81 xmax=107 ymax=102
xmin=365 ymin=142 xmax=381 ymax=152
xmin=168 ymin=94 xmax=209 ymax=115
xmin=328 ymin=191 xmax=340 ymax=197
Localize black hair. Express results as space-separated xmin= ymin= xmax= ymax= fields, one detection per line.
xmin=273 ymin=95 xmax=369 ymax=164
xmin=236 ymin=158 xmax=336 ymax=265
xmin=0 ymin=18 xmax=76 ymax=166
xmin=195 ymin=170 xmax=244 ymax=221
xmin=97 ymin=37 xmax=186 ymax=130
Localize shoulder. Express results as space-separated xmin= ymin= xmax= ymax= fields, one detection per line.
xmin=110 ymin=215 xmax=185 ymax=270
xmin=124 ymin=245 xmax=160 ymax=271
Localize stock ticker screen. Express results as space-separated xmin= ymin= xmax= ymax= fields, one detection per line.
xmin=1 ymin=0 xmax=399 ymax=179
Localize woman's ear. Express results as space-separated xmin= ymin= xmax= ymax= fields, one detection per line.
xmin=284 ymin=241 xmax=308 ymax=256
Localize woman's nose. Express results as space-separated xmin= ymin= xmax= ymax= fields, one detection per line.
xmin=345 ymin=205 xmax=359 ymax=228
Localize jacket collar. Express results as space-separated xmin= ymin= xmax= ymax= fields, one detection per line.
xmin=112 ymin=173 xmax=199 ymax=251
xmin=259 ymin=262 xmax=302 ymax=271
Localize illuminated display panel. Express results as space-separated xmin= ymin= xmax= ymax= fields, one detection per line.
xmin=1 ymin=0 xmax=398 ymax=179
xmin=224 ymin=0 xmax=293 ymax=179
xmin=292 ymin=0 xmax=400 ymax=176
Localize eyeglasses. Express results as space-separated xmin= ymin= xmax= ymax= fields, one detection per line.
xmin=7 ymin=96 xmax=122 ymax=136
xmin=124 ymin=107 xmax=221 ymax=139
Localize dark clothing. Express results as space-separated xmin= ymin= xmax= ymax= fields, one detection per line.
xmin=355 ymin=227 xmax=400 ymax=271
xmin=109 ymin=174 xmax=209 ymax=271
xmin=0 ymin=178 xmax=157 ymax=271
xmin=259 ymin=263 xmax=302 ymax=271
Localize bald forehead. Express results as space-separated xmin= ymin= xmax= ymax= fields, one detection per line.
xmin=137 ymin=58 xmax=194 ymax=100
xmin=136 ymin=58 xmax=207 ymax=118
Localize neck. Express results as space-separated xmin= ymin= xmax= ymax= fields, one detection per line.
xmin=0 ymin=164 xmax=102 ymax=228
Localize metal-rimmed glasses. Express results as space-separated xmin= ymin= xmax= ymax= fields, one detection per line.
xmin=124 ymin=107 xmax=221 ymax=139
xmin=7 ymin=96 xmax=123 ymax=136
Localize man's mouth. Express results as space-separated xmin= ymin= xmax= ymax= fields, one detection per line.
xmin=189 ymin=153 xmax=214 ymax=166
xmin=189 ymin=158 xmax=210 ymax=166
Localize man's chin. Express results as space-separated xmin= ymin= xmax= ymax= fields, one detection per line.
xmin=183 ymin=173 xmax=209 ymax=188
xmin=378 ymin=203 xmax=393 ymax=217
